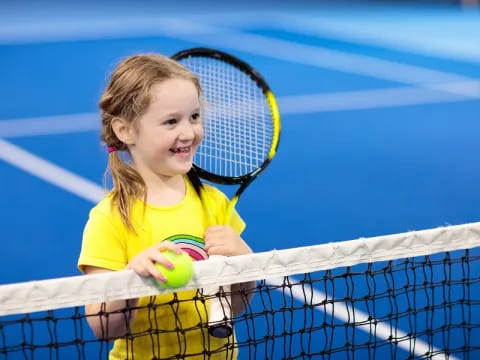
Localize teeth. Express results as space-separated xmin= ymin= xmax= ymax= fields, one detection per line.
xmin=172 ymin=147 xmax=189 ymax=153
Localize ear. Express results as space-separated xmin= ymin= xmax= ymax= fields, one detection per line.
xmin=111 ymin=117 xmax=135 ymax=145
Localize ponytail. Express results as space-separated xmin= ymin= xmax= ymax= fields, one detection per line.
xmin=107 ymin=151 xmax=146 ymax=232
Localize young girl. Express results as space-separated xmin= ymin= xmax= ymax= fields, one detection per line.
xmin=78 ymin=54 xmax=253 ymax=359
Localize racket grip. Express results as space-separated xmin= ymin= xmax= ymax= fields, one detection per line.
xmin=205 ymin=255 xmax=233 ymax=338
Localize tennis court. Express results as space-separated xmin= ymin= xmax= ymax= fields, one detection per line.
xmin=0 ymin=1 xmax=479 ymax=358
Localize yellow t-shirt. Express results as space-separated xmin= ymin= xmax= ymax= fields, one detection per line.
xmin=78 ymin=178 xmax=245 ymax=360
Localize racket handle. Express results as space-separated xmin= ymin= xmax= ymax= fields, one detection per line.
xmin=205 ymin=255 xmax=233 ymax=338
xmin=222 ymin=196 xmax=238 ymax=225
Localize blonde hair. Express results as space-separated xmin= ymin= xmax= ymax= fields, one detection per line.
xmin=99 ymin=54 xmax=202 ymax=231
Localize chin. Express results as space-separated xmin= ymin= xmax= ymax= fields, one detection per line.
xmin=173 ymin=163 xmax=193 ymax=175
xmin=163 ymin=156 xmax=194 ymax=175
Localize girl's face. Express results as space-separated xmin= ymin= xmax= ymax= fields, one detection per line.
xmin=128 ymin=78 xmax=203 ymax=179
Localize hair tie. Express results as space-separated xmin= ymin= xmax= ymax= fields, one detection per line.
xmin=108 ymin=146 xmax=118 ymax=153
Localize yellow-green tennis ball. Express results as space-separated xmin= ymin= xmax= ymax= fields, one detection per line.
xmin=154 ymin=251 xmax=194 ymax=289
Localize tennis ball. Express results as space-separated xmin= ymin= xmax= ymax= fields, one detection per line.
xmin=154 ymin=250 xmax=194 ymax=289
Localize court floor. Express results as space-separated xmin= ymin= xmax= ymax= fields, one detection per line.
xmin=0 ymin=1 xmax=479 ymax=358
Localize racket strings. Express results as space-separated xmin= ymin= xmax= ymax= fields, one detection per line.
xmin=179 ymin=57 xmax=274 ymax=178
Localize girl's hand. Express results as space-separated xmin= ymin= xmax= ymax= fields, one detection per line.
xmin=204 ymin=225 xmax=252 ymax=257
xmin=125 ymin=241 xmax=183 ymax=283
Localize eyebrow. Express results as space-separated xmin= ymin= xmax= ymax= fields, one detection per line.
xmin=162 ymin=108 xmax=201 ymax=118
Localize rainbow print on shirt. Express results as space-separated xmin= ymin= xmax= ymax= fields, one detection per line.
xmin=164 ymin=234 xmax=208 ymax=261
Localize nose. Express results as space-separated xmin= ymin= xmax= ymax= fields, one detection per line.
xmin=178 ymin=121 xmax=195 ymax=141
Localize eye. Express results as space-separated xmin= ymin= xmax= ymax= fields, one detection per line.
xmin=191 ymin=112 xmax=201 ymax=121
xmin=164 ymin=118 xmax=177 ymax=126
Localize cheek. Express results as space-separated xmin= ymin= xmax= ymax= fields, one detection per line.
xmin=193 ymin=126 xmax=204 ymax=145
xmin=141 ymin=131 xmax=171 ymax=154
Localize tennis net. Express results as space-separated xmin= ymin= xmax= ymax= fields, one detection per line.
xmin=1 ymin=222 xmax=479 ymax=359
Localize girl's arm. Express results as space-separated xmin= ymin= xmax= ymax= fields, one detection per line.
xmin=83 ymin=241 xmax=183 ymax=339
xmin=204 ymin=225 xmax=256 ymax=315
xmin=231 ymin=281 xmax=256 ymax=316
xmin=84 ymin=265 xmax=139 ymax=339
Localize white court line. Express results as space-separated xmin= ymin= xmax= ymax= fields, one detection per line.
xmin=0 ymin=113 xmax=98 ymax=138
xmin=0 ymin=139 xmax=105 ymax=203
xmin=0 ymin=138 xmax=456 ymax=358
xmin=279 ymin=86 xmax=477 ymax=114
xmin=266 ymin=277 xmax=456 ymax=360
xmin=273 ymin=14 xmax=480 ymax=65
xmin=168 ymin=27 xmax=480 ymax=97
xmin=114 ymin=19 xmax=480 ymax=96
xmin=1 ymin=18 xmax=480 ymax=95
xmin=0 ymin=85 xmax=478 ymax=139
xmin=195 ymin=12 xmax=480 ymax=64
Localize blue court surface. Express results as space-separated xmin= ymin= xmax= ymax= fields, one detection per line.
xmin=0 ymin=0 xmax=479 ymax=358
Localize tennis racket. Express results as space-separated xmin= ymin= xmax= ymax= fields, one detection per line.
xmin=172 ymin=48 xmax=281 ymax=337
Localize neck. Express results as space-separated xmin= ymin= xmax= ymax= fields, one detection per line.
xmin=147 ymin=175 xmax=186 ymax=207
xmin=134 ymin=164 xmax=187 ymax=207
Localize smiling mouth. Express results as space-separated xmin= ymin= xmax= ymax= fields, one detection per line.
xmin=170 ymin=146 xmax=191 ymax=154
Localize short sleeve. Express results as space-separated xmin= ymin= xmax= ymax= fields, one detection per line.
xmin=203 ymin=185 xmax=246 ymax=234
xmin=77 ymin=205 xmax=128 ymax=273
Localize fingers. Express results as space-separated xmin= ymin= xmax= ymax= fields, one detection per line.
xmin=128 ymin=255 xmax=167 ymax=283
xmin=204 ymin=226 xmax=229 ymax=254
xmin=150 ymin=251 xmax=174 ymax=270
xmin=204 ymin=225 xmax=251 ymax=257
xmin=126 ymin=241 xmax=184 ymax=283
xmin=144 ymin=260 xmax=167 ymax=283
xmin=156 ymin=241 xmax=183 ymax=255
xmin=204 ymin=237 xmax=224 ymax=255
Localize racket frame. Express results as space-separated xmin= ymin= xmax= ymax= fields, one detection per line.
xmin=172 ymin=48 xmax=281 ymax=222
xmin=172 ymin=47 xmax=281 ymax=187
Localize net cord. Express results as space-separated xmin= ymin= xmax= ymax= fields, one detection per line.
xmin=1 ymin=221 xmax=479 ymax=317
